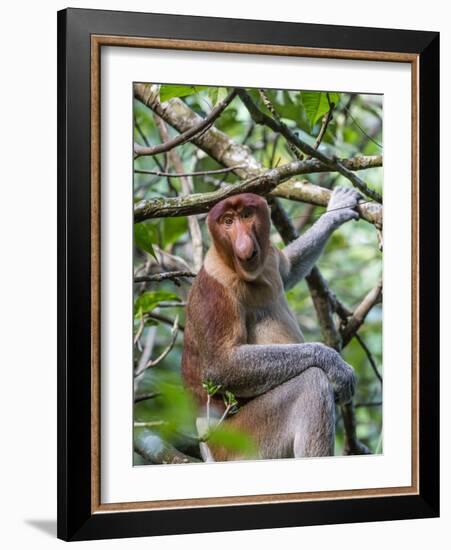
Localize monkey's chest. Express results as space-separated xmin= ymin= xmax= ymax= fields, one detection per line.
xmin=245 ymin=301 xmax=304 ymax=345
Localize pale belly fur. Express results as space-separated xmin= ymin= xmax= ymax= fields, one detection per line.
xmin=246 ymin=297 xmax=304 ymax=345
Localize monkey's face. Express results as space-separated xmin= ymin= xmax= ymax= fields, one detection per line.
xmin=208 ymin=194 xmax=271 ymax=281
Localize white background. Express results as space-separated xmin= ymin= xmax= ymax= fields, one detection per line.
xmin=102 ymin=48 xmax=412 ymax=503
xmin=0 ymin=1 xmax=448 ymax=548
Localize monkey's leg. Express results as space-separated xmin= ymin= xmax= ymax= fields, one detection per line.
xmin=211 ymin=367 xmax=335 ymax=461
xmin=291 ymin=368 xmax=335 ymax=457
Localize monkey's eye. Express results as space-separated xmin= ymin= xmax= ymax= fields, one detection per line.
xmin=241 ymin=209 xmax=253 ymax=219
xmin=223 ymin=216 xmax=234 ymax=226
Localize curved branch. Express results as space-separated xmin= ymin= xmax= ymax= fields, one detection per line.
xmin=134 ymin=87 xmax=237 ymax=157
xmin=134 ymin=171 xmax=279 ymax=222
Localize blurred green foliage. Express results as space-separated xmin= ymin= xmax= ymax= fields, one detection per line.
xmin=133 ymin=85 xmax=383 ymax=463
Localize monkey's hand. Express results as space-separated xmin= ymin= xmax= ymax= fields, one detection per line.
xmin=323 ymin=348 xmax=357 ymax=404
xmin=326 ymin=186 xmax=361 ymax=226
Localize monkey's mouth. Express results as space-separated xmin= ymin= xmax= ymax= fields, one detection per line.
xmin=238 ymin=248 xmax=259 ymax=271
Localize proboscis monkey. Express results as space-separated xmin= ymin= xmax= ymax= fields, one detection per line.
xmin=182 ymin=187 xmax=360 ymax=460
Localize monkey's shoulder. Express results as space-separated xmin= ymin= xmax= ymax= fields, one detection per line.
xmin=186 ymin=268 xmax=244 ymax=346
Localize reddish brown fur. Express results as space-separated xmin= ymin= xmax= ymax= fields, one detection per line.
xmin=183 ymin=194 xmax=276 ymax=412
xmin=181 ymin=267 xmax=246 ymax=408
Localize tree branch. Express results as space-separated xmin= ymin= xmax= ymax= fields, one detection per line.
xmin=311 ymin=96 xmax=335 ymax=152
xmin=134 ymin=84 xmax=382 ymax=225
xmin=134 ymin=392 xmax=161 ymax=404
xmin=272 ymin=178 xmax=382 ymax=228
xmin=134 ymin=158 xmax=382 ymax=225
xmin=134 ymin=430 xmax=201 ymax=464
xmin=154 ymin=114 xmax=204 ymax=271
xmin=236 ymin=88 xmax=382 ymax=203
xmin=341 ymin=282 xmax=383 ymax=346
xmin=259 ymin=88 xmax=303 ymax=161
xmin=354 ymin=333 xmax=383 ymax=385
xmin=134 ymin=165 xmax=247 ymax=178
xmin=134 ymin=83 xmax=259 ymax=175
xmin=133 ymin=87 xmax=237 ymax=157
xmin=134 ymin=84 xmax=382 ymax=220
xmin=134 ymin=171 xmax=279 ymax=222
xmin=134 ymin=270 xmax=196 ymax=284
xmin=134 ymin=315 xmax=179 ymax=377
xmin=144 ymin=312 xmax=185 ymax=331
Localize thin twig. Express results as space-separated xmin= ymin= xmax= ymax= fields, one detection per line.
xmin=133 ymin=314 xmax=145 ymax=347
xmin=311 ymin=94 xmax=335 ymax=152
xmin=355 ymin=333 xmax=383 ymax=385
xmin=134 ymin=315 xmax=179 ymax=377
xmin=341 ymin=103 xmax=383 ymax=149
xmin=259 ymin=89 xmax=303 ymax=161
xmin=341 ymin=281 xmax=383 ymax=346
xmin=154 ymin=114 xmax=204 ymax=271
xmin=145 ymin=312 xmax=185 ymax=331
xmin=134 ymin=165 xmax=247 ymax=178
xmin=134 ymin=392 xmax=161 ymax=404
xmin=134 ymin=326 xmax=157 ymax=392
xmin=134 ymin=420 xmax=166 ymax=428
xmin=134 ymin=117 xmax=151 ymax=147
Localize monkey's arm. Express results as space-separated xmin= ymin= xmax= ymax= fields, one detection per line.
xmin=205 ymin=342 xmax=355 ymax=403
xmin=279 ymin=186 xmax=361 ymax=290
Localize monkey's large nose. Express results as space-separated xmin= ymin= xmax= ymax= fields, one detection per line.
xmin=235 ymin=231 xmax=255 ymax=261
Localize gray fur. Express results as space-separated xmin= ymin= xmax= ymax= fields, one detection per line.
xmin=282 ymin=186 xmax=361 ymax=289
xmin=207 ymin=341 xmax=356 ymax=404
xmin=226 ymin=368 xmax=335 ymax=459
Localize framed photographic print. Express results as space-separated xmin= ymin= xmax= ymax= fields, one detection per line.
xmin=57 ymin=8 xmax=439 ymax=541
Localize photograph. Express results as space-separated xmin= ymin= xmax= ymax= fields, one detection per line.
xmin=132 ymin=83 xmax=383 ymax=465
xmin=55 ymin=7 xmax=439 ymax=540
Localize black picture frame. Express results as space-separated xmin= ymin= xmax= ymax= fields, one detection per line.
xmin=57 ymin=7 xmax=439 ymax=541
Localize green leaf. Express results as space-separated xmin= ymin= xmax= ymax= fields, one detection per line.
xmin=202 ymin=380 xmax=222 ymax=396
xmin=161 ymin=217 xmax=188 ymax=248
xmin=151 ymin=383 xmax=198 ymax=438
xmin=208 ymin=87 xmax=219 ymax=106
xmin=134 ymin=290 xmax=180 ymax=317
xmin=159 ymin=85 xmax=209 ymax=103
xmin=223 ymin=390 xmax=238 ymax=407
xmin=301 ymin=91 xmax=341 ymax=128
xmin=134 ymin=223 xmax=158 ymax=259
xmin=208 ymin=425 xmax=257 ymax=456
xmin=208 ymin=87 xmax=228 ymax=106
